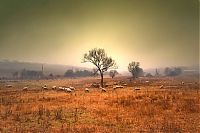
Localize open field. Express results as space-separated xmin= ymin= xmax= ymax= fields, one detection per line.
xmin=0 ymin=76 xmax=199 ymax=133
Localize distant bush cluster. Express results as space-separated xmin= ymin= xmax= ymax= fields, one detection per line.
xmin=64 ymin=69 xmax=93 ymax=77
xmin=164 ymin=67 xmax=182 ymax=76
xmin=109 ymin=70 xmax=118 ymax=78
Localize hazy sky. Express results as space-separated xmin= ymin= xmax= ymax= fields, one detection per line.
xmin=0 ymin=0 xmax=199 ymax=71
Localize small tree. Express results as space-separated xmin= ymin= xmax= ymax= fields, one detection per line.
xmin=109 ymin=70 xmax=118 ymax=78
xmin=82 ymin=48 xmax=116 ymax=87
xmin=128 ymin=62 xmax=143 ymax=78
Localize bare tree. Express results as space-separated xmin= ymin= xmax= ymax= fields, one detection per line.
xmin=128 ymin=61 xmax=143 ymax=78
xmin=109 ymin=70 xmax=118 ymax=78
xmin=82 ymin=48 xmax=116 ymax=87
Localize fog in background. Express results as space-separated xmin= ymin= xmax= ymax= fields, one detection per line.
xmin=0 ymin=0 xmax=199 ymax=72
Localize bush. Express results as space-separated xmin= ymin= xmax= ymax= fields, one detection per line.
xmin=64 ymin=69 xmax=93 ymax=77
xmin=164 ymin=67 xmax=182 ymax=76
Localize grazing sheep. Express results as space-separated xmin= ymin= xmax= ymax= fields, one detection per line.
xmin=181 ymin=81 xmax=185 ymax=85
xmin=42 ymin=85 xmax=48 ymax=90
xmin=65 ymin=88 xmax=72 ymax=93
xmin=62 ymin=88 xmax=66 ymax=90
xmin=58 ymin=87 xmax=63 ymax=90
xmin=159 ymin=85 xmax=164 ymax=89
xmin=23 ymin=87 xmax=28 ymax=91
xmin=6 ymin=85 xmax=13 ymax=88
xmin=134 ymin=87 xmax=141 ymax=91
xmin=123 ymin=84 xmax=127 ymax=86
xmin=85 ymin=88 xmax=89 ymax=93
xmin=113 ymin=82 xmax=118 ymax=85
xmin=116 ymin=85 xmax=124 ymax=88
xmin=113 ymin=85 xmax=124 ymax=90
xmin=69 ymin=86 xmax=75 ymax=90
xmin=101 ymin=88 xmax=106 ymax=92
xmin=43 ymin=86 xmax=48 ymax=90
xmin=145 ymin=81 xmax=150 ymax=83
xmin=52 ymin=86 xmax=57 ymax=90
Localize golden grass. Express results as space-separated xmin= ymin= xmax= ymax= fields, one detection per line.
xmin=0 ymin=77 xmax=199 ymax=132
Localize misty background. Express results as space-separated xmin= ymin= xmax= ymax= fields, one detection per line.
xmin=0 ymin=0 xmax=199 ymax=77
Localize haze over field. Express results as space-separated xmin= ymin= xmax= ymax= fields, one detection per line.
xmin=0 ymin=0 xmax=199 ymax=71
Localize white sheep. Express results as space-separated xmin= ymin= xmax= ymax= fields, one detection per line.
xmin=69 ymin=86 xmax=75 ymax=90
xmin=120 ymin=85 xmax=124 ymax=88
xmin=113 ymin=86 xmax=117 ymax=90
xmin=85 ymin=88 xmax=89 ymax=93
xmin=115 ymin=85 xmax=124 ymax=89
xmin=113 ymin=82 xmax=118 ymax=85
xmin=23 ymin=87 xmax=28 ymax=91
xmin=64 ymin=88 xmax=72 ymax=93
xmin=123 ymin=84 xmax=127 ymax=86
xmin=101 ymin=88 xmax=106 ymax=92
xmin=134 ymin=87 xmax=140 ymax=91
xmin=52 ymin=86 xmax=57 ymax=90
xmin=6 ymin=85 xmax=13 ymax=88
xmin=43 ymin=86 xmax=48 ymax=90
xmin=42 ymin=85 xmax=48 ymax=90
xmin=58 ymin=87 xmax=63 ymax=90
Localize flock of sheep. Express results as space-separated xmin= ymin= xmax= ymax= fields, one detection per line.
xmin=40 ymin=85 xmax=77 ymax=93
xmin=4 ymin=83 xmax=140 ymax=93
xmin=4 ymin=80 xmax=193 ymax=93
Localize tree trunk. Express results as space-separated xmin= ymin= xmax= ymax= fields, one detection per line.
xmin=100 ymin=72 xmax=103 ymax=88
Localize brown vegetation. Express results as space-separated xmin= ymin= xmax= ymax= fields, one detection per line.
xmin=0 ymin=76 xmax=199 ymax=132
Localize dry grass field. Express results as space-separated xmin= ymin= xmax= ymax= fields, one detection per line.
xmin=0 ymin=76 xmax=199 ymax=133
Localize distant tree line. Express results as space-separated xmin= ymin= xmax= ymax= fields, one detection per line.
xmin=2 ymin=48 xmax=183 ymax=82
xmin=64 ymin=69 xmax=93 ymax=77
xmin=127 ymin=63 xmax=183 ymax=78
xmin=12 ymin=69 xmax=43 ymax=79
xmin=164 ymin=67 xmax=182 ymax=76
xmin=144 ymin=67 xmax=183 ymax=77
